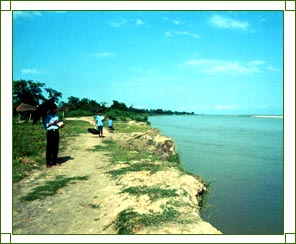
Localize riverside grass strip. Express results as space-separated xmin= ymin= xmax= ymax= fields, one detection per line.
xmin=113 ymin=204 xmax=195 ymax=234
xmin=114 ymin=207 xmax=180 ymax=234
xmin=107 ymin=162 xmax=165 ymax=178
xmin=121 ymin=185 xmax=179 ymax=202
xmin=101 ymin=139 xmax=163 ymax=164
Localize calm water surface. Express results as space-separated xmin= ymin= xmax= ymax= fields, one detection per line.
xmin=149 ymin=115 xmax=283 ymax=235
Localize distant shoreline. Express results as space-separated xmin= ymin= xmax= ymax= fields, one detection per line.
xmin=250 ymin=115 xmax=283 ymax=119
xmin=151 ymin=114 xmax=284 ymax=118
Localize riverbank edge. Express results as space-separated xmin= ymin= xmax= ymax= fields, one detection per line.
xmin=12 ymin=117 xmax=221 ymax=235
xmin=106 ymin=119 xmax=222 ymax=234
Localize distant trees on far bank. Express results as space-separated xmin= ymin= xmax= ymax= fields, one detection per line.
xmin=13 ymin=79 xmax=195 ymax=122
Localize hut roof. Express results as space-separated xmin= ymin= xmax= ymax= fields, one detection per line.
xmin=16 ymin=103 xmax=37 ymax=112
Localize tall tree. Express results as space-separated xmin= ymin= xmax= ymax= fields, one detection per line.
xmin=67 ymin=96 xmax=81 ymax=110
xmin=111 ymin=100 xmax=128 ymax=111
xmin=13 ymin=79 xmax=45 ymax=106
xmin=44 ymin=88 xmax=62 ymax=103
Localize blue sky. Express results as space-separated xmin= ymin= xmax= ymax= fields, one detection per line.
xmin=13 ymin=11 xmax=283 ymax=115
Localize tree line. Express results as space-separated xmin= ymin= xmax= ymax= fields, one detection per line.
xmin=13 ymin=79 xmax=194 ymax=122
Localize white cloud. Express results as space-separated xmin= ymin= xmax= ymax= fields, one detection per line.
xmin=248 ymin=60 xmax=265 ymax=66
xmin=13 ymin=11 xmax=67 ymax=20
xmin=13 ymin=11 xmax=42 ymax=20
xmin=210 ymin=14 xmax=249 ymax=31
xmin=108 ymin=17 xmax=128 ymax=28
xmin=165 ymin=31 xmax=201 ymax=39
xmin=183 ymin=58 xmax=264 ymax=75
xmin=108 ymin=18 xmax=144 ymax=28
xmin=163 ymin=17 xmax=181 ymax=26
xmin=94 ymin=52 xmax=116 ymax=58
xmin=135 ymin=19 xmax=144 ymax=26
xmin=267 ymin=65 xmax=281 ymax=72
xmin=165 ymin=31 xmax=173 ymax=37
xmin=21 ymin=68 xmax=42 ymax=74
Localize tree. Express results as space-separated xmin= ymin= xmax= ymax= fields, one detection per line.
xmin=44 ymin=88 xmax=62 ymax=103
xmin=13 ymin=80 xmax=46 ymax=106
xmin=67 ymin=96 xmax=81 ymax=110
xmin=111 ymin=100 xmax=128 ymax=111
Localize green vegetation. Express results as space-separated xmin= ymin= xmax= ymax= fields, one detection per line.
xmin=12 ymin=79 xmax=194 ymax=182
xmin=167 ymin=152 xmax=181 ymax=163
xmin=13 ymin=79 xmax=195 ymax=123
xmin=93 ymin=124 xmax=186 ymax=178
xmin=113 ymin=121 xmax=150 ymax=133
xmin=12 ymin=119 xmax=89 ymax=183
xmin=13 ymin=79 xmax=62 ymax=107
xmin=107 ymin=162 xmax=164 ymax=178
xmin=101 ymin=136 xmax=162 ymax=164
xmin=121 ymin=185 xmax=179 ymax=201
xmin=114 ymin=206 xmax=184 ymax=234
xmin=13 ymin=121 xmax=47 ymax=182
xmin=21 ymin=175 xmax=88 ymax=201
xmin=12 ymin=112 xmax=153 ymax=182
xmin=12 ymin=79 xmax=209 ymax=234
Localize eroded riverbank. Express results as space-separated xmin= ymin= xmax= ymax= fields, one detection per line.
xmin=13 ymin=117 xmax=221 ymax=234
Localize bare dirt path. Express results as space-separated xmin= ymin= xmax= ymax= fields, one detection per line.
xmin=13 ymin=117 xmax=221 ymax=235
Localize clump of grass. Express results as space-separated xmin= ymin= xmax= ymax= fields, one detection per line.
xmin=107 ymin=162 xmax=165 ymax=178
xmin=121 ymin=185 xmax=179 ymax=201
xmin=21 ymin=175 xmax=88 ymax=201
xmin=102 ymin=139 xmax=117 ymax=147
xmin=196 ymin=181 xmax=213 ymax=209
xmin=168 ymin=153 xmax=181 ymax=164
xmin=114 ymin=206 xmax=180 ymax=234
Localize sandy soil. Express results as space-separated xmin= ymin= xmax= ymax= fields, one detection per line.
xmin=13 ymin=117 xmax=221 ymax=235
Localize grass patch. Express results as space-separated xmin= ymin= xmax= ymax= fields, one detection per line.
xmin=114 ymin=206 xmax=180 ymax=234
xmin=168 ymin=153 xmax=181 ymax=164
xmin=61 ymin=119 xmax=90 ymax=136
xmin=121 ymin=185 xmax=179 ymax=201
xmin=21 ymin=175 xmax=88 ymax=201
xmin=107 ymin=162 xmax=165 ymax=178
xmin=103 ymin=140 xmax=183 ymax=178
xmin=87 ymin=145 xmax=105 ymax=151
xmin=100 ymin=139 xmax=162 ymax=164
xmin=12 ymin=119 xmax=90 ymax=183
xmin=113 ymin=122 xmax=150 ymax=133
xmin=13 ymin=121 xmax=47 ymax=182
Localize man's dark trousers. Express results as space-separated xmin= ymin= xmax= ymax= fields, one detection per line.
xmin=46 ymin=130 xmax=59 ymax=165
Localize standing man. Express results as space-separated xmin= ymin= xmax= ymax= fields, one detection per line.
xmin=95 ymin=110 xmax=105 ymax=138
xmin=44 ymin=103 xmax=64 ymax=168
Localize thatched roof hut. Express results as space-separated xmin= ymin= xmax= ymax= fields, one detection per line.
xmin=16 ymin=103 xmax=37 ymax=121
xmin=16 ymin=103 xmax=36 ymax=112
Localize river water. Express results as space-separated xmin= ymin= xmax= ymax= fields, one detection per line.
xmin=149 ymin=115 xmax=283 ymax=235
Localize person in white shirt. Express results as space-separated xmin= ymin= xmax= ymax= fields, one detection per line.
xmin=44 ymin=103 xmax=63 ymax=168
xmin=95 ymin=110 xmax=105 ymax=138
